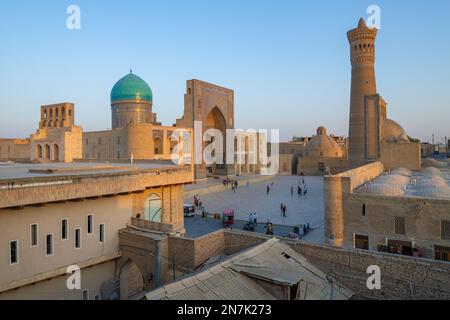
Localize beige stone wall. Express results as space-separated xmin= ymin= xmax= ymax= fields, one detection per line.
xmin=0 ymin=260 xmax=116 ymax=300
xmin=0 ymin=139 xmax=31 ymax=161
xmin=39 ymin=103 xmax=75 ymax=129
xmin=83 ymin=129 xmax=127 ymax=160
xmin=324 ymin=162 xmax=385 ymax=246
xmin=82 ymin=125 xmax=192 ymax=163
xmin=0 ymin=196 xmax=132 ymax=290
xmin=132 ymin=185 xmax=185 ymax=232
xmin=343 ymin=193 xmax=450 ymax=259
xmin=168 ymin=230 xmax=226 ymax=271
xmin=297 ymin=156 xmax=346 ymax=176
xmin=30 ymin=125 xmax=82 ymax=163
xmin=279 ymin=154 xmax=293 ymax=175
xmin=380 ymin=142 xmax=421 ymax=170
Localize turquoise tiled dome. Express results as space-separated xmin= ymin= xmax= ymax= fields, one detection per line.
xmin=111 ymin=71 xmax=153 ymax=103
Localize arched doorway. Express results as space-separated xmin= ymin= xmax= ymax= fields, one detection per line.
xmin=53 ymin=144 xmax=59 ymax=161
xmin=118 ymin=259 xmax=146 ymax=300
xmin=44 ymin=144 xmax=51 ymax=160
xmin=144 ymin=194 xmax=162 ymax=223
xmin=153 ymin=137 xmax=163 ymax=155
xmin=204 ymin=107 xmax=227 ymax=175
xmin=36 ymin=145 xmax=42 ymax=159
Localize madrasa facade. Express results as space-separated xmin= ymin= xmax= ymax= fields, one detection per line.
xmin=0 ymin=75 xmax=268 ymax=180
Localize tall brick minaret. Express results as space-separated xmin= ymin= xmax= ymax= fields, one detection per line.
xmin=347 ymin=18 xmax=378 ymax=168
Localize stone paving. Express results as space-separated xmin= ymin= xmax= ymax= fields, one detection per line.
xmin=184 ymin=175 xmax=324 ymax=244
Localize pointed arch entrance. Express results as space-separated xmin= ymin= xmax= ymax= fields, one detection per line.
xmin=204 ymin=107 xmax=227 ymax=175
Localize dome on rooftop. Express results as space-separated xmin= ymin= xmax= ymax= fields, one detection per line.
xmin=304 ymin=127 xmax=343 ymax=158
xmin=382 ymin=119 xmax=409 ymax=143
xmin=111 ymin=71 xmax=153 ymax=104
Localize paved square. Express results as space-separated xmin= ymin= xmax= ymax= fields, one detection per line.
xmin=186 ymin=176 xmax=324 ymax=243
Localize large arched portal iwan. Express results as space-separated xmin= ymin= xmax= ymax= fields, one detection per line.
xmin=204 ymin=107 xmax=227 ymax=175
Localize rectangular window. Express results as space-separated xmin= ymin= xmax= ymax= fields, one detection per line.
xmin=82 ymin=289 xmax=89 ymax=300
xmin=94 ymin=294 xmax=101 ymax=301
xmin=394 ymin=217 xmax=406 ymax=235
xmin=30 ymin=224 xmax=39 ymax=247
xmin=10 ymin=240 xmax=19 ymax=265
xmin=99 ymin=224 xmax=105 ymax=243
xmin=46 ymin=234 xmax=54 ymax=256
xmin=75 ymin=228 xmax=81 ymax=249
xmin=435 ymin=245 xmax=450 ymax=262
xmin=61 ymin=219 xmax=68 ymax=240
xmin=441 ymin=220 xmax=450 ymax=240
xmin=87 ymin=215 xmax=93 ymax=235
xmin=318 ymin=162 xmax=325 ymax=172
xmin=354 ymin=234 xmax=369 ymax=250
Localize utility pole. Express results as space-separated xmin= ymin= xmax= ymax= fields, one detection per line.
xmin=446 ymin=136 xmax=449 ymax=158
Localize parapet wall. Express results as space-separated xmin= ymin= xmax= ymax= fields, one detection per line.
xmin=168 ymin=230 xmax=226 ymax=270
xmin=0 ymin=166 xmax=193 ymax=208
xmin=324 ymin=161 xmax=385 ymax=246
xmin=381 ymin=142 xmax=421 ymax=171
xmin=223 ymin=230 xmax=450 ymax=300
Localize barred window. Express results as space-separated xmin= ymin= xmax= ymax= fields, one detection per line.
xmin=441 ymin=220 xmax=450 ymax=240
xmin=394 ymin=217 xmax=406 ymax=235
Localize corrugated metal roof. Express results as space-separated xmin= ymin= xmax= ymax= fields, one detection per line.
xmin=145 ymin=238 xmax=353 ymax=300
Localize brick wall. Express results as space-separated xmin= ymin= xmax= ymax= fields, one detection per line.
xmin=168 ymin=230 xmax=226 ymax=270
xmin=223 ymin=230 xmax=450 ymax=300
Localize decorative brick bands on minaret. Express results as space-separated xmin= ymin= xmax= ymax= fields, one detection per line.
xmin=347 ymin=18 xmax=378 ymax=168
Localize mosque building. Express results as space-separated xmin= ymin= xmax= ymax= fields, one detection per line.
xmin=0 ymin=73 xmax=266 ymax=180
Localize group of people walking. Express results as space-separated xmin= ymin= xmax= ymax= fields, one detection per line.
xmin=290 ymin=177 xmax=308 ymax=197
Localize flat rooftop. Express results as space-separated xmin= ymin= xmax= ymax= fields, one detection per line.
xmin=0 ymin=161 xmax=176 ymax=182
xmin=0 ymin=161 xmax=193 ymax=208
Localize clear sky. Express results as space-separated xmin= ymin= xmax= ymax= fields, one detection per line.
xmin=1 ymin=0 xmax=449 ymax=143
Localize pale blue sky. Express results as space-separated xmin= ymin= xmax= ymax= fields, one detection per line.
xmin=0 ymin=0 xmax=449 ymax=143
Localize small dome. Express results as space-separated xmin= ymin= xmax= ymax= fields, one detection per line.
xmin=381 ymin=119 xmax=409 ymax=143
xmin=422 ymin=158 xmax=448 ymax=168
xmin=423 ymin=167 xmax=443 ymax=177
xmin=415 ymin=185 xmax=450 ymax=199
xmin=304 ymin=127 xmax=343 ymax=158
xmin=391 ymin=167 xmax=412 ymax=177
xmin=111 ymin=72 xmax=153 ymax=104
xmin=360 ymin=183 xmax=406 ymax=197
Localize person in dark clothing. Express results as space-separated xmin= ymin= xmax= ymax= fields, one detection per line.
xmin=291 ymin=186 xmax=294 ymax=195
xmin=267 ymin=186 xmax=270 ymax=195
